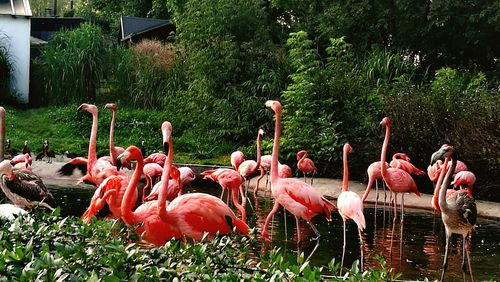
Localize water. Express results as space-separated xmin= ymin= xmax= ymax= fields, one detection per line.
xmin=28 ymin=183 xmax=500 ymax=281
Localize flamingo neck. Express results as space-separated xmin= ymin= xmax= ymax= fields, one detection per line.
xmin=109 ymin=109 xmax=117 ymax=165
xmin=88 ymin=110 xmax=98 ymax=173
xmin=158 ymin=137 xmax=173 ymax=220
xmin=255 ymin=132 xmax=262 ymax=168
xmin=432 ymin=157 xmax=449 ymax=211
xmin=121 ymin=150 xmax=143 ymax=224
xmin=342 ymin=148 xmax=349 ymax=192
xmin=231 ymin=186 xmax=246 ymax=222
xmin=270 ymin=108 xmax=281 ymax=183
xmin=380 ymin=123 xmax=390 ymax=179
xmin=438 ymin=156 xmax=455 ymax=213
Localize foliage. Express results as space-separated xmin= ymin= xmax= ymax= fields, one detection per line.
xmin=0 ymin=38 xmax=12 ymax=102
xmin=168 ymin=0 xmax=288 ymax=146
xmin=0 ymin=210 xmax=401 ymax=281
xmin=384 ymin=68 xmax=500 ymax=198
xmin=35 ymin=23 xmax=109 ymax=105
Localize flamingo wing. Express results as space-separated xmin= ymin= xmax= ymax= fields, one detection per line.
xmin=385 ymin=168 xmax=420 ymax=196
xmin=337 ymin=191 xmax=365 ymax=230
xmin=0 ymin=171 xmax=55 ymax=209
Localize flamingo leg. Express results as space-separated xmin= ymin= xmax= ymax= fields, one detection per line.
xmin=440 ymin=230 xmax=451 ymax=282
xmin=463 ymin=233 xmax=474 ymax=281
xmin=295 ymin=215 xmax=301 ymax=243
xmin=220 ymin=188 xmax=225 ymax=200
xmin=255 ymin=167 xmax=265 ymax=198
xmin=283 ymin=207 xmax=288 ymax=241
xmin=262 ymin=201 xmax=280 ymax=240
xmin=226 ymin=189 xmax=230 ymax=205
xmin=390 ymin=194 xmax=398 ymax=260
xmin=310 ymin=172 xmax=315 ymax=185
xmin=358 ymin=227 xmax=364 ymax=272
xmin=375 ymin=178 xmax=379 ymax=203
xmin=341 ymin=219 xmax=346 ymax=275
xmin=400 ymin=193 xmax=405 ymax=261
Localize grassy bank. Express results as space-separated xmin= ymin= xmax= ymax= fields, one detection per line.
xmin=2 ymin=105 xmax=232 ymax=165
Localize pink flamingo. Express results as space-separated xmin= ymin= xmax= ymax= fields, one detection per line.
xmin=151 ymin=121 xmax=249 ymax=241
xmin=390 ymin=153 xmax=425 ymax=176
xmin=144 ymin=152 xmax=167 ymax=167
xmin=296 ymin=150 xmax=317 ymax=184
xmin=143 ymin=166 xmax=181 ymax=202
xmin=452 ymin=170 xmax=475 ymax=197
xmin=230 ymin=150 xmax=245 ymax=171
xmin=201 ymin=168 xmax=246 ymax=222
xmin=104 ymin=103 xmax=127 ymax=167
xmin=337 ymin=143 xmax=365 ymax=273
xmin=64 ymin=104 xmax=122 ymax=186
xmin=141 ymin=162 xmax=163 ymax=202
xmin=379 ymin=117 xmax=420 ymax=227
xmin=361 ymin=160 xmax=389 ymax=203
xmin=238 ymin=129 xmax=264 ymax=197
xmin=10 ymin=153 xmax=32 ymax=171
xmin=261 ymin=101 xmax=336 ymax=242
xmin=278 ymin=163 xmax=292 ymax=178
xmin=430 ymin=144 xmax=476 ymax=282
xmin=179 ymin=166 xmax=195 ymax=187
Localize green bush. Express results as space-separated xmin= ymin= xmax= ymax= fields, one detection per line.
xmin=384 ymin=68 xmax=500 ymax=198
xmin=35 ymin=23 xmax=109 ymax=105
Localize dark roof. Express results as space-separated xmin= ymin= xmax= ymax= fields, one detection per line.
xmin=0 ymin=0 xmax=32 ymax=17
xmin=121 ymin=16 xmax=175 ymax=42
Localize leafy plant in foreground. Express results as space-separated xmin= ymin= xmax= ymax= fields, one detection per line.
xmin=0 ymin=210 xmax=402 ymax=281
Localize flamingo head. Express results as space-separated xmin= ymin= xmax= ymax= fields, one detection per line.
xmin=117 ymin=146 xmax=142 ymax=170
xmin=430 ymin=144 xmax=454 ymax=165
xmin=380 ymin=117 xmax=390 ymax=127
xmin=6 ymin=139 xmax=10 ymax=146
xmin=78 ymin=103 xmax=97 ymax=114
xmin=24 ymin=140 xmax=28 ymax=146
xmin=0 ymin=160 xmax=14 ymax=181
xmin=265 ymin=100 xmax=282 ymax=113
xmin=258 ymin=128 xmax=264 ymax=136
xmin=398 ymin=153 xmax=411 ymax=162
xmin=343 ymin=143 xmax=353 ymax=154
xmin=296 ymin=150 xmax=307 ymax=160
xmin=104 ymin=103 xmax=117 ymax=110
xmin=161 ymin=121 xmax=172 ymax=154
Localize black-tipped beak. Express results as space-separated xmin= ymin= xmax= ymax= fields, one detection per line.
xmin=430 ymin=148 xmax=445 ymax=166
xmin=163 ymin=142 xmax=169 ymax=155
xmin=77 ymin=105 xmax=83 ymax=111
xmin=116 ymin=159 xmax=122 ymax=171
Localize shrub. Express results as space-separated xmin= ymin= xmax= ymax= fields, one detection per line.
xmin=35 ymin=23 xmax=109 ymax=105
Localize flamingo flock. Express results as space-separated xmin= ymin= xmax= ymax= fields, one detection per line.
xmin=0 ymin=102 xmax=480 ymax=280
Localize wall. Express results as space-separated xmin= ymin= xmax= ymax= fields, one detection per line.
xmin=0 ymin=16 xmax=31 ymax=103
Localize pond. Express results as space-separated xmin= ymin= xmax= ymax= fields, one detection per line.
xmin=28 ymin=182 xmax=500 ymax=281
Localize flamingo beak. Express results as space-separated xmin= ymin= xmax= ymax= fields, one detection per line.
xmin=163 ymin=141 xmax=169 ymax=156
xmin=116 ymin=159 xmax=122 ymax=171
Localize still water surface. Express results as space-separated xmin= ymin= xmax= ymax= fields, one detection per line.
xmin=46 ymin=183 xmax=500 ymax=281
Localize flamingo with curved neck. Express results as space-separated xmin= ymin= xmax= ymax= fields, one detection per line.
xmin=261 ymin=100 xmax=336 ymax=242
xmin=238 ymin=129 xmax=264 ymax=198
xmin=77 ymin=104 xmax=121 ymax=186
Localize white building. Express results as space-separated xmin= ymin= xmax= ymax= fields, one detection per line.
xmin=0 ymin=0 xmax=32 ymax=103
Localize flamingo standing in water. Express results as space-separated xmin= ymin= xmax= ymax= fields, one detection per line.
xmin=430 ymin=144 xmax=476 ymax=282
xmin=238 ymin=129 xmax=263 ymax=198
xmin=117 ymin=122 xmax=249 ymax=244
xmin=361 ymin=160 xmax=389 ymax=203
xmin=230 ymin=150 xmax=245 ymax=171
xmin=379 ymin=117 xmax=420 ymax=259
xmin=296 ymin=150 xmax=317 ymax=185
xmin=201 ymin=168 xmax=246 ymax=222
xmin=337 ymin=143 xmax=365 ymax=273
xmin=261 ymin=101 xmax=336 ymax=242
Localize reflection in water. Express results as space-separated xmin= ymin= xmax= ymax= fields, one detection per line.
xmin=14 ymin=183 xmax=499 ymax=281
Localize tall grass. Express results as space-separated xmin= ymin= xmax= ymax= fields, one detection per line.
xmin=35 ymin=23 xmax=109 ymax=105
